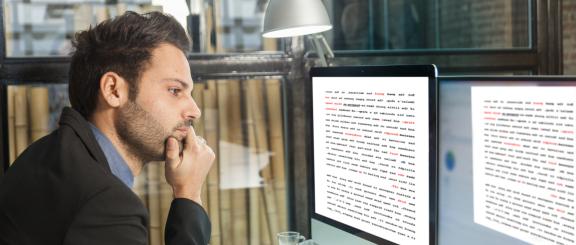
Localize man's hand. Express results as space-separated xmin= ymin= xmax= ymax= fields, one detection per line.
xmin=164 ymin=126 xmax=215 ymax=205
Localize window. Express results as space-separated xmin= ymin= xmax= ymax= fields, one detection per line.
xmin=141 ymin=79 xmax=288 ymax=245
xmin=563 ymin=0 xmax=576 ymax=75
xmin=325 ymin=0 xmax=530 ymax=51
xmin=1 ymin=1 xmax=289 ymax=244
xmin=3 ymin=0 xmax=280 ymax=57
xmin=2 ymin=78 xmax=288 ymax=245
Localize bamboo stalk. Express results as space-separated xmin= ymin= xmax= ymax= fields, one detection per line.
xmin=133 ymin=165 xmax=148 ymax=245
xmin=244 ymin=80 xmax=261 ymax=245
xmin=28 ymin=87 xmax=50 ymax=142
xmin=252 ymin=81 xmax=286 ymax=238
xmin=191 ymin=82 xmax=208 ymax=211
xmin=247 ymin=79 xmax=282 ymax=242
xmin=212 ymin=0 xmax=225 ymax=52
xmin=217 ymin=80 xmax=233 ymax=245
xmin=245 ymin=80 xmax=269 ymax=165
xmin=14 ymin=86 xmax=29 ymax=157
xmin=7 ymin=86 xmax=16 ymax=165
xmin=147 ymin=163 xmax=162 ymax=245
xmin=259 ymin=188 xmax=273 ymax=245
xmin=133 ymin=167 xmax=148 ymax=204
xmin=232 ymin=189 xmax=248 ymax=245
xmin=261 ymin=180 xmax=279 ymax=240
xmin=204 ymin=80 xmax=222 ymax=245
xmin=265 ymin=79 xmax=288 ymax=232
xmin=228 ymin=80 xmax=248 ymax=245
xmin=261 ymin=22 xmax=286 ymax=234
xmin=133 ymin=165 xmax=149 ymax=244
xmin=204 ymin=4 xmax=216 ymax=53
xmin=211 ymin=1 xmax=231 ymax=243
xmin=249 ymin=188 xmax=261 ymax=245
xmin=4 ymin=3 xmax=13 ymax=56
xmin=158 ymin=165 xmax=171 ymax=245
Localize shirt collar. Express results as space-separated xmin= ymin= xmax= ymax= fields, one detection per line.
xmin=88 ymin=123 xmax=134 ymax=188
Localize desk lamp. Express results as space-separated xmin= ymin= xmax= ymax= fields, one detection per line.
xmin=262 ymin=0 xmax=334 ymax=66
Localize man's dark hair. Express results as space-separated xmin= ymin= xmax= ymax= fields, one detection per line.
xmin=69 ymin=11 xmax=191 ymax=118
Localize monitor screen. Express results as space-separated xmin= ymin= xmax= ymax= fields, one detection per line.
xmin=439 ymin=77 xmax=576 ymax=245
xmin=308 ymin=65 xmax=438 ymax=245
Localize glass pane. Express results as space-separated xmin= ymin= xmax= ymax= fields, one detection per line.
xmin=324 ymin=0 xmax=530 ymax=50
xmin=564 ymin=1 xmax=576 ymax=75
xmin=5 ymin=79 xmax=288 ymax=245
xmin=3 ymin=0 xmax=280 ymax=57
xmin=214 ymin=0 xmax=278 ymax=52
xmin=3 ymin=0 xmax=164 ymax=57
xmin=135 ymin=79 xmax=288 ymax=245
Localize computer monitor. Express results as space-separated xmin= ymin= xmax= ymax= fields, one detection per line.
xmin=308 ymin=65 xmax=438 ymax=245
xmin=438 ymin=76 xmax=576 ymax=245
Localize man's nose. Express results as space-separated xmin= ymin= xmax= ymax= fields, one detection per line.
xmin=184 ymin=96 xmax=202 ymax=121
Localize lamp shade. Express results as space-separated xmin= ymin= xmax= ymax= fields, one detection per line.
xmin=262 ymin=0 xmax=333 ymax=38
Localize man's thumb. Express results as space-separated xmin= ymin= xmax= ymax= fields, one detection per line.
xmin=165 ymin=137 xmax=180 ymax=169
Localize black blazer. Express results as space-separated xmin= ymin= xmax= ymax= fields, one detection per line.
xmin=0 ymin=107 xmax=211 ymax=245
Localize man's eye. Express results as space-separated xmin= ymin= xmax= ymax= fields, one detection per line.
xmin=168 ymin=88 xmax=181 ymax=95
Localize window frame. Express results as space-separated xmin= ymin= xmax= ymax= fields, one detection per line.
xmin=0 ymin=0 xmax=565 ymax=238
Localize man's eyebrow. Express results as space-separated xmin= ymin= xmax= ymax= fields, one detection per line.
xmin=163 ymin=78 xmax=190 ymax=89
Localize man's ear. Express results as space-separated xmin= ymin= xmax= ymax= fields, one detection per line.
xmin=99 ymin=72 xmax=129 ymax=108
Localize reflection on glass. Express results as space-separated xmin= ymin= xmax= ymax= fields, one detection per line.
xmin=6 ymin=79 xmax=288 ymax=245
xmin=564 ymin=0 xmax=576 ymax=75
xmin=216 ymin=0 xmax=269 ymax=52
xmin=3 ymin=0 xmax=279 ymax=57
xmin=137 ymin=79 xmax=288 ymax=245
xmin=3 ymin=0 xmax=163 ymax=57
xmin=324 ymin=0 xmax=530 ymax=51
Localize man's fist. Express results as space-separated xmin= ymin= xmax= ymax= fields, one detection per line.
xmin=164 ymin=126 xmax=215 ymax=205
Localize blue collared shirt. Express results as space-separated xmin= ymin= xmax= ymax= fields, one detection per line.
xmin=89 ymin=123 xmax=134 ymax=188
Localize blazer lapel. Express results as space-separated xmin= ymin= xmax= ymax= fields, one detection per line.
xmin=58 ymin=107 xmax=112 ymax=174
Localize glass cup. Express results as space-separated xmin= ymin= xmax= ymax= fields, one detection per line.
xmin=299 ymin=239 xmax=319 ymax=245
xmin=277 ymin=231 xmax=305 ymax=245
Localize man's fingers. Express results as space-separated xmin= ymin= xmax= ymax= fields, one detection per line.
xmin=188 ymin=124 xmax=197 ymax=137
xmin=185 ymin=125 xmax=200 ymax=150
xmin=165 ymin=137 xmax=181 ymax=169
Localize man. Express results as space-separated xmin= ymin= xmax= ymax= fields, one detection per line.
xmin=0 ymin=11 xmax=215 ymax=245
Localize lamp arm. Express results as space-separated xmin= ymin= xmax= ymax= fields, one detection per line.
xmin=309 ymin=34 xmax=334 ymax=67
xmin=318 ymin=35 xmax=334 ymax=59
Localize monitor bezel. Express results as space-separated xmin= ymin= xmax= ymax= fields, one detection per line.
xmin=307 ymin=65 xmax=439 ymax=245
xmin=440 ymin=75 xmax=576 ymax=83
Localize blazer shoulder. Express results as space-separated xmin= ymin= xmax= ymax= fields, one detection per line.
xmin=64 ymin=183 xmax=149 ymax=245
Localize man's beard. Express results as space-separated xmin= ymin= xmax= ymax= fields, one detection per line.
xmin=114 ymin=100 xmax=174 ymax=163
